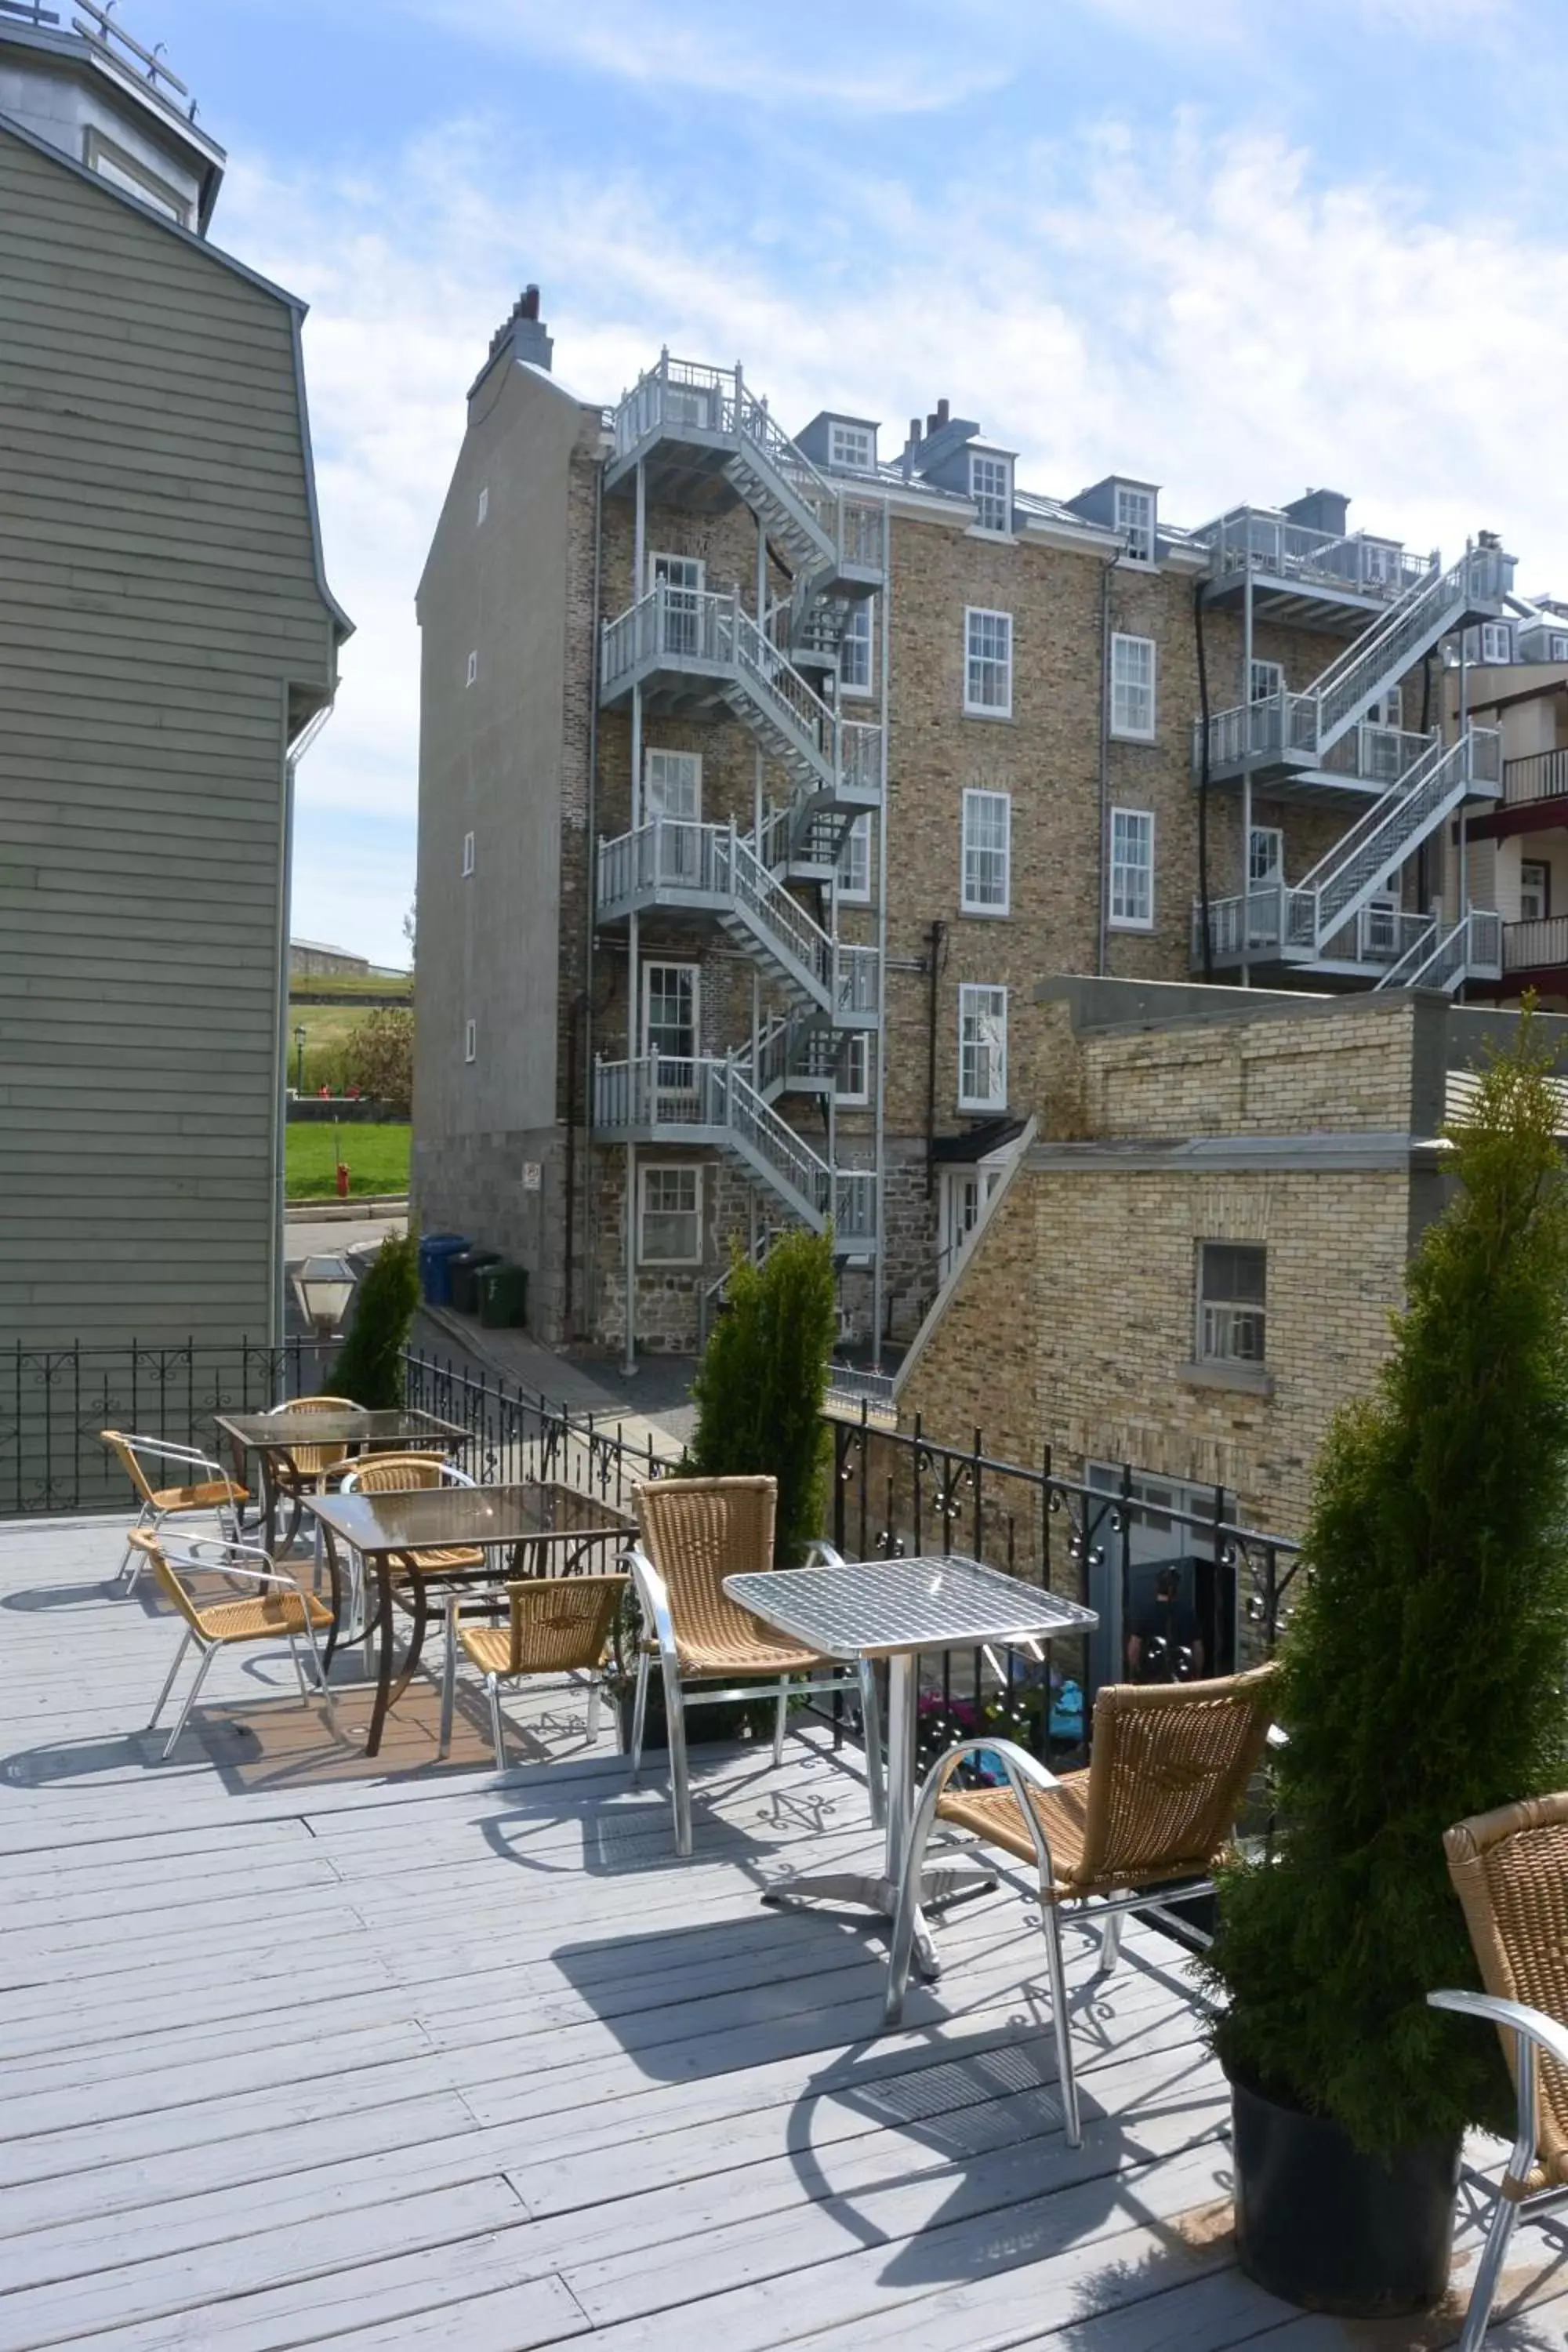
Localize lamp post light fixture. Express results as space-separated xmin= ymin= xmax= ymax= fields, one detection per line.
xmin=293 ymin=1024 xmax=307 ymax=1095
xmin=292 ymin=1252 xmax=358 ymax=1341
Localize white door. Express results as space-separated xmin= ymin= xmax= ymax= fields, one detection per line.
xmin=644 ymin=750 xmax=702 ymax=880
xmin=1521 ymin=859 xmax=1551 ymax=925
xmin=1247 ymin=827 xmax=1283 ymax=950
xmin=642 ymin=963 xmax=700 ymax=1105
xmin=649 ymin=553 xmax=704 ymax=658
xmin=937 ymin=1171 xmax=983 ymax=1285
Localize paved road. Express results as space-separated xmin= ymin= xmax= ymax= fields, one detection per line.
xmin=285 ymin=1210 xmax=406 ymax=1262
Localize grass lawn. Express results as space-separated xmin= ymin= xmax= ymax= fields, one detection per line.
xmin=286 ymin=1121 xmax=410 ymax=1200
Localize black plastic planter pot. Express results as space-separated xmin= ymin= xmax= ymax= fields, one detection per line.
xmin=1231 ymin=2073 xmax=1460 ymax=2317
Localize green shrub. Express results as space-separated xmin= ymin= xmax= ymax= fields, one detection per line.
xmin=1203 ymin=1007 xmax=1568 ymax=2154
xmin=330 ymin=1233 xmax=419 ymax=1409
xmin=688 ymin=1227 xmax=837 ymax=1566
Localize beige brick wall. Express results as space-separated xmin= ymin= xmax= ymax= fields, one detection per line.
xmin=1074 ymin=1000 xmax=1419 ymax=1139
xmin=900 ymin=1156 xmax=1408 ymax=1539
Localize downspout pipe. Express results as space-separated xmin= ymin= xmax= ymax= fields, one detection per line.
xmin=1096 ymin=557 xmax=1112 ymax=975
xmin=1194 ymin=581 xmax=1214 ymax=982
xmin=574 ymin=445 xmax=605 ymax=1342
xmin=924 ymin=919 xmax=946 ymax=1200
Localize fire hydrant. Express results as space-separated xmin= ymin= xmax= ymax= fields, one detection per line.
xmin=335 ymin=1161 xmax=350 ymax=1200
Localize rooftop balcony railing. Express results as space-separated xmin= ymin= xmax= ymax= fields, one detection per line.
xmin=1503 ymin=747 xmax=1568 ymax=810
xmin=1193 ymin=506 xmax=1435 ymax=601
xmin=1503 ymin=915 xmax=1568 ymax=973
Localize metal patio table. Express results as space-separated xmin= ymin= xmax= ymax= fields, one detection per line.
xmin=724 ymin=1552 xmax=1097 ymax=1977
xmin=214 ymin=1407 xmax=470 ymax=1559
xmin=306 ymin=1482 xmax=635 ymax=1757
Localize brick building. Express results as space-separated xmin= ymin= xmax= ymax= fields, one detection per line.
xmin=412 ymin=297 xmax=1526 ymax=1355
xmin=896 ymin=978 xmax=1568 ymax=1563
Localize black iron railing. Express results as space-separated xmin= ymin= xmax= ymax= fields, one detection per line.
xmin=3 ymin=1341 xmax=1300 ymax=1772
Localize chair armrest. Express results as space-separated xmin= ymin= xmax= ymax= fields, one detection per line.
xmin=625 ymin=1544 xmax=678 ymax=1663
xmin=132 ymin=1439 xmax=237 ymax=1487
xmin=169 ymin=1534 xmax=278 ymax=1572
xmin=919 ymin=1735 xmax=1063 ymax=1881
xmin=1428 ymin=1988 xmax=1568 ymax=2076
xmin=803 ymin=1540 xmax=846 ymax=1569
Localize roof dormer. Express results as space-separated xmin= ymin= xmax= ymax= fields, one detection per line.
xmin=1065 ymin=476 xmax=1161 ymax=565
xmin=796 ymin=412 xmax=880 ymax=474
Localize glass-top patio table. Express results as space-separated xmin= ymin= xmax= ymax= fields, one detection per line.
xmin=306 ymin=1481 xmax=635 ymax=1756
xmin=215 ymin=1407 xmax=470 ymax=1558
xmin=725 ymin=1552 xmax=1098 ymax=1977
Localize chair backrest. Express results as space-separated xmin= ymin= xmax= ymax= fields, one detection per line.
xmin=100 ymin=1430 xmax=158 ymax=1508
xmin=503 ymin=1574 xmax=628 ymax=1675
xmin=269 ymin=1396 xmax=363 ymax=1479
xmin=1446 ymin=1792 xmax=1568 ymax=2181
xmin=1067 ymin=1662 xmax=1279 ymax=1894
xmin=339 ymin=1452 xmax=456 ymax=1496
xmin=125 ymin=1530 xmax=205 ymax=1633
xmin=634 ymin=1475 xmax=778 ymax=1654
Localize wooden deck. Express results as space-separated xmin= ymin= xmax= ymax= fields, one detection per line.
xmin=0 ymin=1517 xmax=1564 ymax=2350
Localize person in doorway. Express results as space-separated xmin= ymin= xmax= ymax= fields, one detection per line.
xmin=1127 ymin=1565 xmax=1203 ymax=1683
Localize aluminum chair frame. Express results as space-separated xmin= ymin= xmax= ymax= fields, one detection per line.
xmin=261 ymin=1396 xmax=366 ymax=1558
xmin=457 ymin=1573 xmax=630 ymax=1769
xmin=102 ymin=1431 xmax=247 ymax=1588
xmin=626 ymin=1530 xmax=884 ymax=1860
xmin=886 ymin=1669 xmax=1277 ymax=2149
xmin=336 ymin=1455 xmax=477 ymax=1752
xmin=1425 ymin=1989 xmax=1568 ymax=2352
xmin=135 ymin=1531 xmax=339 ymax=1761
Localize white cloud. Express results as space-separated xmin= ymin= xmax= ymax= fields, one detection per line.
xmin=216 ymin=107 xmax=1568 ymax=964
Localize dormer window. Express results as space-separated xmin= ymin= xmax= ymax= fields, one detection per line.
xmin=829 ymin=422 xmax=876 ymax=473
xmin=1115 ymin=485 xmax=1156 ymax=566
xmin=969 ymin=453 xmax=1011 ymax=535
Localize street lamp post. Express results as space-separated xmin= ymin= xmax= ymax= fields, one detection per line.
xmin=293 ymin=1024 xmax=307 ymax=1095
xmin=291 ymin=1252 xmax=358 ymax=1390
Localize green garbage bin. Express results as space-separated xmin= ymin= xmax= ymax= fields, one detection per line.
xmin=477 ymin=1262 xmax=528 ymax=1328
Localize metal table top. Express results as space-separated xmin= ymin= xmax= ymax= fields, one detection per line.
xmin=216 ymin=1409 xmax=467 ymax=1452
xmin=307 ymin=1483 xmax=634 ymax=1556
xmin=725 ymin=1553 xmax=1097 ymax=1661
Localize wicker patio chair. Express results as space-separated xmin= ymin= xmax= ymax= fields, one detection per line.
xmin=457 ymin=1573 xmax=629 ymax=1767
xmin=100 ymin=1430 xmax=249 ymax=1590
xmin=886 ymin=1663 xmax=1279 ymax=2146
xmin=260 ymin=1396 xmax=366 ymax=1553
xmin=130 ymin=1529 xmax=339 ymax=1760
xmin=336 ymin=1451 xmax=483 ymax=1751
xmin=628 ymin=1475 xmax=884 ymax=1858
xmin=1429 ymin=1792 xmax=1568 ymax=2351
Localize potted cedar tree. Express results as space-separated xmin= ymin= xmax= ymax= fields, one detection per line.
xmin=1202 ymin=1011 xmax=1568 ymax=2314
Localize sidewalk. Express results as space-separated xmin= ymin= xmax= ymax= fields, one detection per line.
xmin=414 ymin=1304 xmax=697 ymax=1454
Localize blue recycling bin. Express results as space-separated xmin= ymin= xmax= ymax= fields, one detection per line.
xmin=418 ymin=1232 xmax=470 ymax=1307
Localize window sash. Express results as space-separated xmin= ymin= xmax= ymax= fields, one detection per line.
xmin=829 ymin=423 xmax=874 ymax=472
xmin=969 ymin=454 xmax=1011 ymax=533
xmin=840 ymin=598 xmax=873 ymax=694
xmin=839 ymin=813 xmax=873 ymax=902
xmin=837 ymin=1033 xmax=869 ymax=1104
xmin=1109 ymin=808 xmax=1154 ymax=926
xmin=640 ymin=1167 xmax=702 ymax=1263
xmin=1110 ymin=635 xmax=1156 ymax=738
xmin=1250 ymin=659 xmax=1284 ymax=702
xmin=1115 ymin=486 xmax=1155 ymax=563
xmin=1248 ymin=826 xmax=1283 ymax=886
xmin=961 ymin=789 xmax=1011 ymax=912
xmin=644 ymin=749 xmax=702 ymax=822
xmin=958 ymin=985 xmax=1007 ymax=1109
xmin=1521 ymin=861 xmax=1552 ymax=923
xmin=964 ymin=608 xmax=1013 ymax=715
xmin=1198 ymin=1242 xmax=1267 ymax=1363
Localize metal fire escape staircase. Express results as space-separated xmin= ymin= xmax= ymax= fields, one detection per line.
xmin=595 ymin=355 xmax=884 ymax=1250
xmin=1196 ymin=546 xmax=1512 ymax=974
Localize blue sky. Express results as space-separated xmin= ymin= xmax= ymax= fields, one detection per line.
xmin=141 ymin=0 xmax=1568 ymax=964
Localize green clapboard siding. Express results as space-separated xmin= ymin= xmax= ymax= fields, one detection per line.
xmin=0 ymin=124 xmax=344 ymax=1362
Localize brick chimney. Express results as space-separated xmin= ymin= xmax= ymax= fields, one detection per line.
xmin=488 ymin=285 xmax=553 ymax=373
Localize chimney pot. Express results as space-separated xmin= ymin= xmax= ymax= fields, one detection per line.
xmin=521 ymin=285 xmax=540 ymax=321
xmin=936 ymin=397 xmax=950 ymax=427
xmin=909 ymin=416 xmax=921 ymax=445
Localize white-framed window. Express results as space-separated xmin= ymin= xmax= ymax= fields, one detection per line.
xmin=840 ymin=597 xmax=873 ymax=695
xmin=968 ymin=452 xmax=1011 ymax=535
xmin=958 ymin=984 xmax=1007 ymax=1111
xmin=1109 ymin=806 xmax=1155 ymax=928
xmin=1110 ymin=634 xmax=1156 ymax=739
xmin=82 ymin=126 xmax=189 ymax=225
xmin=829 ymin=421 xmax=876 ymax=473
xmin=641 ymin=960 xmax=700 ymax=1091
xmin=1552 ymin=634 xmax=1568 ymax=662
xmin=461 ymin=829 xmax=475 ymax=877
xmin=477 ymin=485 xmax=489 ymax=526
xmin=964 ymin=607 xmax=1013 ymax=717
xmin=464 ymin=1018 xmax=477 ymax=1064
xmin=1115 ymin=485 xmax=1156 ymax=565
xmin=960 ymin=787 xmax=1011 ymax=914
xmin=648 ymin=552 xmax=705 ymax=657
xmin=638 ymin=1165 xmax=702 ymax=1264
xmin=1481 ymin=621 xmax=1513 ymax=665
xmin=1521 ymin=859 xmax=1552 ymax=924
xmin=465 ymin=650 xmax=477 ymax=688
xmin=1250 ymin=659 xmax=1284 ymax=703
xmin=837 ymin=1032 xmax=870 ymax=1105
xmin=1197 ymin=1242 xmax=1267 ymax=1366
xmin=838 ymin=812 xmax=873 ymax=903
xmin=1248 ymin=826 xmax=1283 ymax=887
